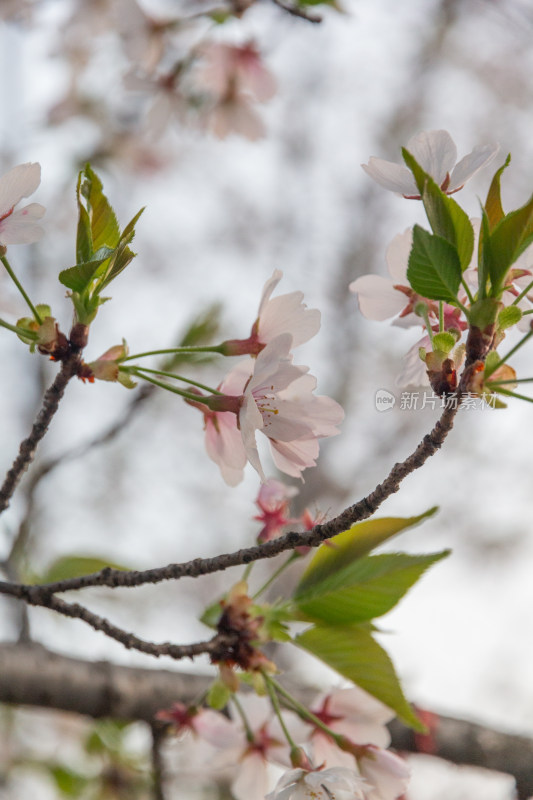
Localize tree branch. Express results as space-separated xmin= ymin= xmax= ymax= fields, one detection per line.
xmin=270 ymin=0 xmax=323 ymax=23
xmin=0 ymin=589 xmax=237 ymax=660
xmin=0 ymin=352 xmax=81 ymax=515
xmin=0 ymin=399 xmax=458 ymax=597
xmin=0 ymin=643 xmax=531 ymax=797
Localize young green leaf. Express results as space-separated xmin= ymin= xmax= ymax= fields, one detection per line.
xmin=80 ymin=164 xmax=121 ymax=253
xmin=402 ymin=149 xmax=474 ymax=271
xmin=407 ymin=226 xmax=462 ymax=303
xmin=295 ymin=507 xmax=437 ymax=597
xmin=36 ymin=555 xmax=131 ymax=584
xmin=484 ymin=153 xmax=511 ymax=230
xmin=489 ymin=192 xmax=533 ymax=294
xmin=295 ymin=624 xmax=424 ymax=730
xmin=293 ymin=551 xmax=449 ymax=626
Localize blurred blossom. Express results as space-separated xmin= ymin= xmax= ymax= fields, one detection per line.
xmin=266 ymin=766 xmax=366 ymax=800
xmin=362 ymin=130 xmax=499 ymax=198
xmin=0 ymin=163 xmax=45 ymax=246
xmin=254 ymin=478 xmax=298 ymax=542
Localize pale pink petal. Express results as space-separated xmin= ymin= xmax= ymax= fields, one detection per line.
xmin=0 ymin=163 xmax=41 ymax=216
xmin=209 ymin=99 xmax=265 ymax=141
xmin=0 ymin=204 xmax=45 ymax=245
xmin=350 ymin=275 xmax=408 ymax=321
xmin=406 ymin=129 xmax=456 ymax=186
xmin=361 ymin=158 xmax=417 ymax=197
xmin=258 ymin=293 xmax=321 ymax=348
xmin=327 ymin=688 xmax=394 ymax=728
xmin=395 ymin=336 xmax=430 ymax=387
xmin=205 ymin=413 xmax=246 ymax=486
xmin=311 ymin=732 xmax=356 ymax=770
xmin=448 ymin=142 xmax=500 ymax=192
xmin=232 ymin=752 xmax=270 ymax=800
xmin=193 ymin=709 xmax=244 ymax=748
xmin=270 ymin=437 xmax=320 ymax=478
xmin=258 ymin=270 xmax=283 ymax=314
xmin=385 ymin=229 xmax=412 ymax=283
xmin=358 ymin=748 xmax=410 ymax=800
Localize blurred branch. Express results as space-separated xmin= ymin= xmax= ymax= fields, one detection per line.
xmin=0 ymin=399 xmax=458 ymax=597
xmin=271 ymin=0 xmax=322 ymax=23
xmin=0 ymin=642 xmax=532 ymax=797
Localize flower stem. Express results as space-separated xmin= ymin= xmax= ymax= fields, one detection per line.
xmin=125 ymin=368 xmax=212 ymax=403
xmin=267 ymin=676 xmax=341 ymax=743
xmin=485 ymin=329 xmax=533 ymax=378
xmin=487 ymin=377 xmax=533 ymax=385
xmin=122 ymin=345 xmax=225 ymax=362
xmin=263 ymin=673 xmax=300 ymax=751
xmin=0 ymin=318 xmax=37 ymax=339
xmin=512 ymin=278 xmax=533 ymax=306
xmin=1 ymin=255 xmax=42 ymax=324
xmin=489 ymin=386 xmax=533 ymax=404
xmin=231 ymin=694 xmax=255 ymax=743
xmin=126 ymin=365 xmax=223 ymax=396
xmin=252 ymin=554 xmax=299 ymax=600
xmin=460 ymin=279 xmax=474 ymax=306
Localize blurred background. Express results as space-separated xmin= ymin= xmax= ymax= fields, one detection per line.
xmin=0 ymin=0 xmax=532 ymax=797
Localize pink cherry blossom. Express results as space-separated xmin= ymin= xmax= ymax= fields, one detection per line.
xmin=357 ymin=747 xmax=410 ymax=800
xmin=310 ymin=687 xmax=394 ymax=771
xmin=0 ymin=163 xmax=45 ymax=246
xmin=199 ymin=360 xmax=252 ymax=487
xmin=265 ymin=766 xmax=367 ymax=800
xmin=254 ymin=479 xmax=298 ymax=543
xmin=222 ymin=269 xmax=321 ymax=356
xmin=238 ymin=334 xmax=344 ymax=481
xmin=362 ymin=130 xmax=499 ymax=199
xmin=197 ymin=42 xmax=276 ymax=141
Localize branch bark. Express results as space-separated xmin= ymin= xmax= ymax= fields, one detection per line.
xmin=0 ymin=643 xmax=531 ymax=797
xmin=0 ymin=400 xmax=459 ymax=598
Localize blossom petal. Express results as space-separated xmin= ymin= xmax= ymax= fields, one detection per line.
xmin=406 ymin=129 xmax=456 ymax=186
xmin=361 ymin=158 xmax=417 ymax=197
xmin=385 ymin=229 xmax=412 ymax=283
xmin=0 ymin=163 xmax=41 ymax=216
xmin=0 ymin=203 xmax=45 ymax=245
xmin=349 ymin=275 xmax=408 ymax=321
xmin=448 ymin=142 xmax=500 ymax=192
xmin=258 ymin=292 xmax=321 ymax=348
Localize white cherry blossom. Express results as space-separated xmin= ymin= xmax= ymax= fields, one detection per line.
xmin=362 ymin=130 xmax=499 ymax=199
xmin=266 ymin=767 xmax=366 ymax=800
xmin=358 ymin=747 xmax=410 ymax=800
xmin=239 ymin=334 xmax=344 ymax=480
xmin=0 ymin=163 xmax=45 ymax=246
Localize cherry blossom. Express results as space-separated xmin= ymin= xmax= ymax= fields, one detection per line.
xmin=357 ymin=747 xmax=410 ymax=800
xmin=0 ymin=163 xmax=45 ymax=246
xmin=362 ymin=129 xmax=499 ymax=198
xmin=196 ymin=42 xmax=276 ymax=141
xmin=265 ymin=766 xmax=366 ymax=800
xmin=213 ymin=695 xmax=306 ymax=800
xmin=238 ymin=334 xmax=344 ymax=480
xmin=254 ymin=479 xmax=298 ymax=543
xmin=222 ymin=269 xmax=321 ymax=356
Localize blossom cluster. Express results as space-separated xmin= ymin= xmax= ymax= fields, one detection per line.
xmin=351 ymin=130 xmax=533 ymax=404
xmin=157 ymin=688 xmax=410 ymax=800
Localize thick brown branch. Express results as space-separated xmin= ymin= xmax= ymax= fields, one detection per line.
xmin=1 ymin=400 xmax=458 ymax=596
xmin=0 ymin=588 xmax=237 ymax=661
xmin=0 ymin=353 xmax=81 ymax=515
xmin=0 ymin=643 xmax=531 ymax=797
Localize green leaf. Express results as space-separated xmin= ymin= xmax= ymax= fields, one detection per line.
xmin=402 ymin=150 xmax=474 ymax=271
xmin=81 ymin=164 xmax=121 ymax=252
xmin=37 ymin=555 xmax=131 ymax=584
xmin=49 ymin=765 xmax=89 ymax=797
xmin=76 ymin=172 xmax=93 ymax=264
xmin=484 ymin=349 xmax=503 ymax=379
xmin=432 ymin=332 xmax=456 ymax=354
xmin=58 ymin=248 xmax=115 ymax=293
xmin=485 ymin=154 xmax=511 ymax=230
xmin=207 ymin=681 xmax=231 ymax=710
xmin=295 ymin=507 xmax=437 ymax=597
xmin=200 ymin=599 xmax=223 ymax=629
xmin=407 ymin=226 xmax=462 ymax=303
xmin=295 ymin=624 xmax=424 ymax=730
xmin=489 ymin=192 xmax=533 ymax=294
xmin=293 ymin=551 xmax=449 ymax=625
xmin=477 ymin=207 xmax=493 ymax=300
xmin=498 ymin=304 xmax=522 ymax=330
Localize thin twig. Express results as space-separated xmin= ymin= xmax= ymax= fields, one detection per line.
xmin=0 ymin=353 xmax=81 ymax=515
xmin=271 ymin=0 xmax=322 ymax=23
xmin=150 ymin=722 xmax=167 ymax=800
xmin=0 ymin=586 xmax=237 ymax=661
xmin=0 ymin=398 xmax=459 ymax=596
